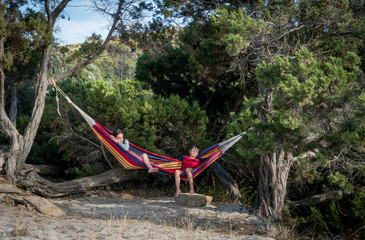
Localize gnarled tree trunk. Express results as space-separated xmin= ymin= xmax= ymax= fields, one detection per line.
xmin=253 ymin=146 xmax=294 ymax=220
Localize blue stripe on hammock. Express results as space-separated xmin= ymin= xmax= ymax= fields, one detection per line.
xmin=198 ymin=144 xmax=219 ymax=158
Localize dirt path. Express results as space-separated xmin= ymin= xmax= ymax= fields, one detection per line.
xmin=0 ymin=189 xmax=275 ymax=240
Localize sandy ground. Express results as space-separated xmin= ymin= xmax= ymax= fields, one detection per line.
xmin=0 ymin=189 xmax=275 ymax=240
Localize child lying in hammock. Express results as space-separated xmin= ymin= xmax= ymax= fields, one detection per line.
xmin=111 ymin=129 xmax=159 ymax=173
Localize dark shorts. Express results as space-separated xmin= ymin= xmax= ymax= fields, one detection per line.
xmin=182 ymin=167 xmax=193 ymax=173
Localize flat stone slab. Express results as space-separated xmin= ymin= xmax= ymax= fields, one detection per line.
xmin=175 ymin=193 xmax=213 ymax=207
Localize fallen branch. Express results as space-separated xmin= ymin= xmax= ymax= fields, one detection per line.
xmin=16 ymin=168 xmax=146 ymax=198
xmin=23 ymin=164 xmax=60 ymax=176
xmin=286 ymin=190 xmax=352 ymax=208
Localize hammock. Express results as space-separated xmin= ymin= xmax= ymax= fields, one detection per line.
xmin=50 ymin=80 xmax=246 ymax=180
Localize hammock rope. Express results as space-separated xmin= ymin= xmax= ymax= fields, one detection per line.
xmin=49 ymin=79 xmax=247 ymax=180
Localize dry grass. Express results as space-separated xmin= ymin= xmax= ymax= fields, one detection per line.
xmin=265 ymin=220 xmax=298 ymax=240
xmin=11 ymin=210 xmax=30 ymax=237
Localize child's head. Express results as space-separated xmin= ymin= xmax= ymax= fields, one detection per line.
xmin=113 ymin=129 xmax=125 ymax=142
xmin=189 ymin=145 xmax=200 ymax=152
xmin=189 ymin=145 xmax=200 ymax=157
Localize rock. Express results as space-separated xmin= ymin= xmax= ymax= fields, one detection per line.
xmin=24 ymin=195 xmax=65 ymax=217
xmin=0 ymin=183 xmax=22 ymax=194
xmin=175 ymin=193 xmax=213 ymax=207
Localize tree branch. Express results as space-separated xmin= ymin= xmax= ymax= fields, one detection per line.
xmin=52 ymin=0 xmax=124 ymax=82
xmin=286 ymin=190 xmax=352 ymax=208
xmin=51 ymin=0 xmax=71 ymax=21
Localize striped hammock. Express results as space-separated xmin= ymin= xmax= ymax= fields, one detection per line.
xmin=50 ymin=80 xmax=246 ymax=180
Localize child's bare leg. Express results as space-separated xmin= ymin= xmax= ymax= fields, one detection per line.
xmin=185 ymin=168 xmax=194 ymax=195
xmin=141 ymin=153 xmax=158 ymax=173
xmin=174 ymin=170 xmax=182 ymax=198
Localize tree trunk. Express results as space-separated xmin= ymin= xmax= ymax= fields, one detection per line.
xmin=0 ymin=37 xmax=22 ymax=182
xmin=9 ymin=85 xmax=17 ymax=126
xmin=251 ymin=83 xmax=296 ymax=220
xmin=211 ymin=161 xmax=244 ymax=204
xmin=253 ymin=146 xmax=294 ymax=220
xmin=17 ymin=48 xmax=52 ymax=170
xmin=17 ymin=167 xmax=146 ymax=198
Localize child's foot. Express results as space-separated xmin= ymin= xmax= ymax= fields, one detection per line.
xmin=174 ymin=190 xmax=181 ymax=198
xmin=148 ymin=167 xmax=159 ymax=173
xmin=189 ymin=190 xmax=195 ymax=195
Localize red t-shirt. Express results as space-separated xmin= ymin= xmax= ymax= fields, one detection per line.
xmin=181 ymin=156 xmax=200 ymax=170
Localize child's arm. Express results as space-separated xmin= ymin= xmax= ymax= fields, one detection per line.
xmin=118 ymin=139 xmax=130 ymax=151
xmin=110 ymin=135 xmax=118 ymax=142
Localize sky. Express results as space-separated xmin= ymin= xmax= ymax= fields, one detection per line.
xmin=54 ymin=1 xmax=110 ymax=45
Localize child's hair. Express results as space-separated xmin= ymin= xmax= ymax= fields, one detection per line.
xmin=189 ymin=145 xmax=200 ymax=152
xmin=113 ymin=129 xmax=125 ymax=138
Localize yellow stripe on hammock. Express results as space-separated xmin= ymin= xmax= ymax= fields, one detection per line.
xmin=200 ymin=148 xmax=220 ymax=158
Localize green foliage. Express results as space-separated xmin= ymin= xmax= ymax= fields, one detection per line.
xmin=114 ymin=79 xmax=152 ymax=97
xmin=135 ymin=46 xmax=193 ymax=101
xmin=298 ymin=207 xmax=326 ymax=234
xmin=228 ymin=46 xmax=364 ymax=236
xmin=136 ymin=19 xmax=252 ymax=135
xmin=2 ymin=2 xmax=52 ymax=74
xmin=86 ymin=80 xmax=209 ymax=155
xmin=80 ymin=64 xmax=103 ymax=82
xmin=327 ymin=172 xmax=354 ymax=193
xmin=65 ymin=163 xmax=106 ymax=178
xmin=67 ymin=34 xmax=103 ymax=63
xmin=326 ymin=201 xmax=342 ymax=230
xmin=98 ymin=41 xmax=142 ymax=82
xmin=27 ymin=140 xmax=69 ymax=166
xmin=297 ymin=202 xmax=343 ymax=235
xmin=298 ymin=0 xmax=360 ymax=58
xmin=233 ymin=48 xmax=362 ymax=157
xmin=210 ymin=8 xmax=265 ymax=56
xmin=352 ymin=191 xmax=365 ymax=220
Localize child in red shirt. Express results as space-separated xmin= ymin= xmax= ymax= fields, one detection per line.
xmin=174 ymin=145 xmax=202 ymax=198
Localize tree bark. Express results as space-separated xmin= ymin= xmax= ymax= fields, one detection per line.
xmin=18 ymin=47 xmax=52 ymax=169
xmin=253 ymin=146 xmax=294 ymax=220
xmin=17 ymin=167 xmax=146 ymax=198
xmin=9 ymin=85 xmax=17 ymax=126
xmin=23 ymin=164 xmax=61 ymax=176
xmin=0 ymin=37 xmax=22 ymax=182
xmin=286 ymin=190 xmax=352 ymax=209
xmin=211 ymin=161 xmax=244 ymax=204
